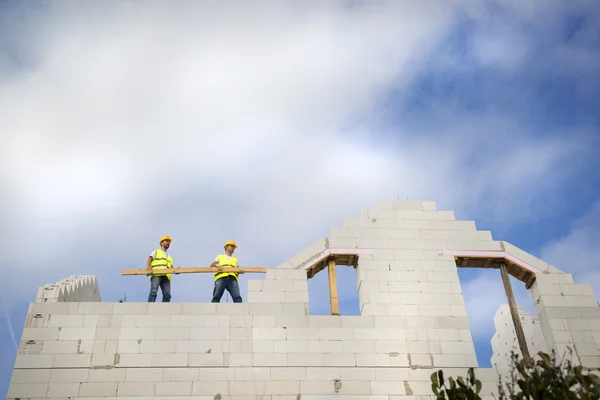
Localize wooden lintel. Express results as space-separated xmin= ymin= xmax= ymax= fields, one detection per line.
xmin=328 ymin=259 xmax=340 ymax=316
xmin=460 ymin=258 xmax=469 ymax=267
xmin=525 ymin=275 xmax=536 ymax=289
xmin=517 ymin=268 xmax=527 ymax=281
xmin=122 ymin=267 xmax=267 ymax=276
xmin=500 ymin=263 xmax=532 ymax=366
xmin=483 ymin=259 xmax=492 ymax=269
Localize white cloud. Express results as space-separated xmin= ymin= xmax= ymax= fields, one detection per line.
xmin=540 ymin=199 xmax=600 ymax=302
xmin=1 ymin=0 xmax=598 ymax=311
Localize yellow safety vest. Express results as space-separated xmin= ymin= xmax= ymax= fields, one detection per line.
xmin=214 ymin=254 xmax=239 ymax=281
xmin=150 ymin=249 xmax=173 ymax=281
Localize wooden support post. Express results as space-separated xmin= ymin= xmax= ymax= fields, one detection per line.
xmin=327 ymin=259 xmax=340 ymax=316
xmin=500 ymin=263 xmax=532 ymax=366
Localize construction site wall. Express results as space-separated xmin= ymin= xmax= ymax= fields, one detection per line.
xmin=490 ymin=304 xmax=548 ymax=369
xmin=7 ymin=200 xmax=600 ymax=400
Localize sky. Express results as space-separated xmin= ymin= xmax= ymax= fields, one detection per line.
xmin=1 ymin=0 xmax=600 ymax=396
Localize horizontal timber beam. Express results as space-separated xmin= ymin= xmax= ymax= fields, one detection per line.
xmin=122 ymin=267 xmax=268 ymax=276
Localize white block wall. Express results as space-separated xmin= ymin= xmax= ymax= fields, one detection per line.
xmin=35 ymin=276 xmax=101 ymax=303
xmin=8 ymin=200 xmax=600 ymax=399
xmin=10 ymin=301 xmax=505 ymax=400
xmin=490 ymin=304 xmax=548 ymax=369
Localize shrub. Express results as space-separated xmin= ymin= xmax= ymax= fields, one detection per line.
xmin=431 ymin=367 xmax=482 ymax=399
xmin=430 ymin=349 xmax=600 ymax=400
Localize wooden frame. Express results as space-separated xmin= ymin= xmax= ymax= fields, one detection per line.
xmin=441 ymin=250 xmax=536 ymax=366
xmin=439 ymin=250 xmax=539 ymax=288
xmin=303 ymin=249 xmax=373 ymax=316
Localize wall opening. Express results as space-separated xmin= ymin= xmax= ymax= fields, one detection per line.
xmin=307 ymin=263 xmax=360 ymax=316
xmin=457 ymin=266 xmax=539 ymax=369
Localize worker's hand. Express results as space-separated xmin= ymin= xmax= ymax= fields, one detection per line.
xmin=238 ymin=269 xmax=246 ymax=274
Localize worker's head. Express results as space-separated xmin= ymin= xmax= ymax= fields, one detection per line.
xmin=224 ymin=240 xmax=237 ymax=255
xmin=159 ymin=235 xmax=172 ymax=249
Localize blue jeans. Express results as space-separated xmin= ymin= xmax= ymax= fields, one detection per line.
xmin=148 ymin=276 xmax=171 ymax=302
xmin=211 ymin=275 xmax=242 ymax=303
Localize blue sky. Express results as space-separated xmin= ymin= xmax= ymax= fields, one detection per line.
xmin=2 ymin=0 xmax=600 ymax=397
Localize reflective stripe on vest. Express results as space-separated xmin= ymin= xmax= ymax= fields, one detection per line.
xmin=150 ymin=248 xmax=173 ymax=281
xmin=214 ymin=254 xmax=239 ymax=281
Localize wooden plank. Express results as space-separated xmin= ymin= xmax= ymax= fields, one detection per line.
xmin=525 ymin=275 xmax=536 ymax=289
xmin=328 ymin=259 xmax=340 ymax=316
xmin=460 ymin=258 xmax=469 ymax=267
xmin=122 ymin=267 xmax=267 ymax=276
xmin=500 ymin=263 xmax=532 ymax=366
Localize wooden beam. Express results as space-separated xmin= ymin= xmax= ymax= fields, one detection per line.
xmin=500 ymin=263 xmax=532 ymax=366
xmin=122 ymin=267 xmax=267 ymax=276
xmin=328 ymin=259 xmax=340 ymax=316
xmin=460 ymin=258 xmax=469 ymax=267
xmin=525 ymin=275 xmax=536 ymax=289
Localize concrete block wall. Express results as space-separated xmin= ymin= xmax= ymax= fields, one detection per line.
xmin=531 ymin=273 xmax=600 ymax=367
xmin=10 ymin=301 xmax=504 ymax=400
xmin=35 ymin=275 xmax=101 ymax=303
xmin=330 ymin=200 xmax=499 ymax=370
xmin=490 ymin=304 xmax=548 ymax=369
xmin=7 ymin=199 xmax=600 ymax=399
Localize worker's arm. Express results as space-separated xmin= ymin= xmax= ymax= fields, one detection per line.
xmin=210 ymin=258 xmax=223 ymax=271
xmin=146 ymin=256 xmax=153 ymax=269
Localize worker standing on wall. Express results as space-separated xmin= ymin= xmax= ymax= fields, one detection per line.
xmin=210 ymin=240 xmax=245 ymax=303
xmin=146 ymin=235 xmax=175 ymax=302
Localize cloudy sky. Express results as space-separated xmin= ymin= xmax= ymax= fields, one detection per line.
xmin=1 ymin=0 xmax=599 ymax=395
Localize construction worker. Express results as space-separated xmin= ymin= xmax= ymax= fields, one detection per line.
xmin=146 ymin=235 xmax=175 ymax=302
xmin=210 ymin=240 xmax=245 ymax=303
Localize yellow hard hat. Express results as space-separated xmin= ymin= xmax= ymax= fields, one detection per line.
xmin=159 ymin=235 xmax=172 ymax=244
xmin=224 ymin=240 xmax=237 ymax=249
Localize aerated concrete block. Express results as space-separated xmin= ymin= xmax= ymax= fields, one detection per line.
xmin=10 ymin=369 xmax=51 ymax=384
xmin=79 ymin=382 xmax=119 ymax=396
xmin=77 ymin=303 xmax=115 ymax=315
xmin=445 ymin=240 xmax=502 ymax=251
xmin=330 ymin=227 xmax=360 ymax=238
xmin=329 ymin=237 xmax=359 ymax=248
xmin=117 ymin=381 xmax=156 ymax=397
xmin=155 ymin=381 xmax=193 ymax=396
xmin=343 ymin=218 xmax=376 ymax=228
xmin=7 ymin=383 xmax=49 ymax=398
xmin=46 ymin=382 xmax=80 ymax=397
xmin=126 ymin=367 xmax=163 ymax=382
xmin=273 ymin=269 xmax=308 ymax=281
xmin=392 ymin=200 xmax=430 ymax=210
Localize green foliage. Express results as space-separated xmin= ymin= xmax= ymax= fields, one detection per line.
xmin=431 ymin=367 xmax=482 ymax=400
xmin=430 ymin=349 xmax=600 ymax=400
xmin=497 ymin=349 xmax=600 ymax=400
